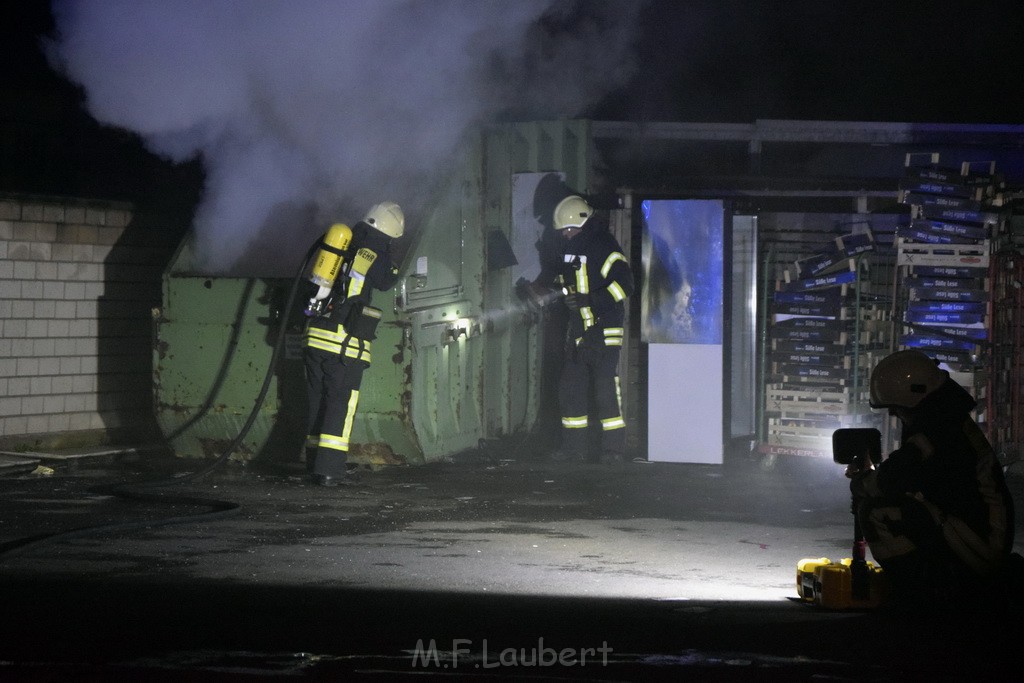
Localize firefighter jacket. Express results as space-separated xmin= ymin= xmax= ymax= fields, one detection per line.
xmin=557 ymin=225 xmax=634 ymax=349
xmin=852 ymin=378 xmax=1014 ymax=574
xmin=305 ymin=222 xmax=400 ymax=363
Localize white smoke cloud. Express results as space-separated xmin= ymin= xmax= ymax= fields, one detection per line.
xmin=47 ymin=0 xmax=642 ymax=274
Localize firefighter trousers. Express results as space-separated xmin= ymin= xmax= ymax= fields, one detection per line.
xmin=558 ymin=343 xmax=624 ymax=457
xmin=857 ymin=494 xmax=985 ymax=605
xmin=305 ymin=347 xmax=367 ymax=478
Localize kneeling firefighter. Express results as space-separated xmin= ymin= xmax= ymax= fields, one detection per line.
xmin=847 ymin=349 xmax=1016 ymax=609
xmin=303 ymin=201 xmax=403 ymax=486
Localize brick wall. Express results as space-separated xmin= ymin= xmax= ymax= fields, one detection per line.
xmin=0 ymin=195 xmax=167 ymax=447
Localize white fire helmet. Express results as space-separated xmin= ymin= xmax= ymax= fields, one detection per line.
xmin=363 ymin=201 xmax=404 ymax=238
xmin=553 ymin=195 xmax=593 ymax=231
xmin=869 ymin=349 xmax=947 ymax=409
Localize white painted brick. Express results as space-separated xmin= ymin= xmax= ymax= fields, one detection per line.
xmin=77 ymin=225 xmax=98 ymax=244
xmin=12 ymin=301 xmax=33 ymax=318
xmin=88 ymin=319 xmax=97 ymax=336
xmin=16 ymin=358 xmax=40 ymax=376
xmin=26 ymin=415 xmax=49 ymax=434
xmin=54 ymin=301 xmax=77 ymax=319
xmin=12 ymin=223 xmax=36 ymax=241
xmin=54 ymin=339 xmax=76 ymax=357
xmin=72 ymin=376 xmax=94 ymax=393
xmin=8 ymin=377 xmax=30 ymax=395
xmin=76 ymin=301 xmax=98 ymax=319
xmin=64 ymin=282 xmax=86 ymax=300
xmin=0 ymin=299 xmax=10 ymax=317
xmin=7 ymin=242 xmax=30 ymax=260
xmin=0 ymin=259 xmax=12 ymax=278
xmin=0 ymin=397 xmax=21 ymax=417
xmin=84 ymin=208 xmax=105 ymax=225
xmin=43 ymin=281 xmax=65 ymax=299
xmin=8 ymin=241 xmax=51 ymax=261
xmin=22 ymin=396 xmax=44 ymax=413
xmin=0 ymin=280 xmax=21 ymax=299
xmin=36 ymin=262 xmax=57 ymax=279
xmin=0 ymin=378 xmax=6 ymax=395
xmin=48 ymin=414 xmax=71 ymax=432
xmin=83 ymin=264 xmax=102 ymax=281
xmin=64 ymin=207 xmax=85 ymax=224
xmin=51 ymin=376 xmax=73 ymax=393
xmin=38 ymin=357 xmax=59 ymax=375
xmin=0 ymin=339 xmax=10 ymax=358
xmin=49 ymin=321 xmax=71 ymax=338
xmin=33 ymin=301 xmax=56 ymax=318
xmin=64 ymin=395 xmax=87 ymax=412
xmin=51 ymin=243 xmax=74 ymax=261
xmin=82 ymin=395 xmax=97 ymax=411
xmin=36 ymin=222 xmax=57 ymax=242
xmin=93 ymin=244 xmax=112 ymax=261
xmin=30 ymin=377 xmax=52 ymax=394
xmin=92 ymin=413 xmax=110 ymax=429
xmin=72 ymin=244 xmax=93 ymax=262
xmin=21 ymin=204 xmax=45 ymax=221
xmin=26 ymin=319 xmax=48 ymax=337
xmin=13 ymin=261 xmax=34 ymax=279
xmin=85 ymin=282 xmax=104 ymax=298
xmin=80 ymin=357 xmax=99 ymax=374
xmin=76 ymin=338 xmax=98 ymax=355
xmin=41 ymin=205 xmax=64 ymax=223
xmin=4 ymin=416 xmax=29 ymax=435
xmin=59 ymin=357 xmax=82 ymax=374
xmin=56 ymin=262 xmax=84 ymax=280
xmin=11 ymin=339 xmax=33 ymax=356
xmin=34 ymin=339 xmax=56 ymax=357
xmin=98 ymin=226 xmax=121 ymax=245
xmin=0 ymin=358 xmax=16 ymax=379
xmin=43 ymin=395 xmax=65 ymax=413
xmin=4 ymin=319 xmax=26 ymax=337
xmin=0 ymin=218 xmax=14 ymax=236
xmin=68 ymin=320 xmax=90 ymax=336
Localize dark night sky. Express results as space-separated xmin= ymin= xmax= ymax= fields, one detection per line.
xmin=3 ymin=1 xmax=1024 ymax=201
xmin=595 ymin=0 xmax=1024 ymax=124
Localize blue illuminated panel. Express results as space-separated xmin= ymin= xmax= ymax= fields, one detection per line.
xmin=640 ymin=200 xmax=724 ymax=344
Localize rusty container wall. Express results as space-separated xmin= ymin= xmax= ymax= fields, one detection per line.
xmin=153 ymin=120 xmax=595 ymax=464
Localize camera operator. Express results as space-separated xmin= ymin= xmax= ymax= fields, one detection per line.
xmin=847 ymin=350 xmax=1015 ymax=611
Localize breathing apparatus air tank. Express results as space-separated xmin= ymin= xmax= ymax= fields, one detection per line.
xmin=304 ymin=222 xmax=353 ymax=317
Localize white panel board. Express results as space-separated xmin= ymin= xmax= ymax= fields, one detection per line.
xmin=647 ymin=343 xmax=723 ymax=464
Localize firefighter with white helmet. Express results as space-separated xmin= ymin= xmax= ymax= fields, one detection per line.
xmin=303 ymin=202 xmax=403 ymax=486
xmin=542 ymin=194 xmax=633 ymax=463
xmin=848 ymin=350 xmax=1015 ymax=609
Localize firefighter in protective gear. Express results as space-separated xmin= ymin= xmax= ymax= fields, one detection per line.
xmin=304 ymin=202 xmax=403 ymax=486
xmin=546 ymin=194 xmax=634 ymax=463
xmin=847 ymin=350 xmax=1015 ymax=609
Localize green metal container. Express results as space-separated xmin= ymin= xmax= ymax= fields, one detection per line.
xmin=153 ymin=120 xmax=594 ymax=465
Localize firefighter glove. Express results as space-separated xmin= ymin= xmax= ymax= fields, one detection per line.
xmin=564 ymin=292 xmax=591 ymax=311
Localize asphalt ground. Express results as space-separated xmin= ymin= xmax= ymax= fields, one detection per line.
xmin=1 ymin=441 xmax=1023 ymax=681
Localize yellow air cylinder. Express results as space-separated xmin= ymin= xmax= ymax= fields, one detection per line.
xmin=310 ymin=223 xmax=353 ymax=289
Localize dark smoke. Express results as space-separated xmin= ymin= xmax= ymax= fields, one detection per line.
xmin=46 ymin=0 xmax=643 ymax=274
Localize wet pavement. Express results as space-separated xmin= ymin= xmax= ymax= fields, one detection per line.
xmin=2 ymin=440 xmax=1023 ymax=680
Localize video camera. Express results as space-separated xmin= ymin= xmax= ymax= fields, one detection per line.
xmin=831 ymin=427 xmax=882 ymax=467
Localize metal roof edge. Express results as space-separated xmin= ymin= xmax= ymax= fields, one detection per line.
xmin=590 ymin=119 xmax=1024 ymax=144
